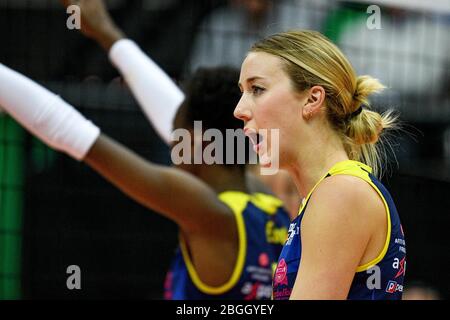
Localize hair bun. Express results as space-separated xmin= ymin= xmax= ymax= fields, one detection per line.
xmin=351 ymin=75 xmax=385 ymax=110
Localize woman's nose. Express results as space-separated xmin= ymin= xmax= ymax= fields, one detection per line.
xmin=234 ymin=98 xmax=252 ymax=122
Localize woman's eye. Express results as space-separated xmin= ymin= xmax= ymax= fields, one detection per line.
xmin=252 ymin=86 xmax=265 ymax=95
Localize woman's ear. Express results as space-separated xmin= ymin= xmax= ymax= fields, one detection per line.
xmin=302 ymin=86 xmax=326 ymax=120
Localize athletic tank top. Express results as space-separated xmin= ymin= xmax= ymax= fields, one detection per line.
xmin=273 ymin=160 xmax=406 ymax=300
xmin=164 ymin=191 xmax=291 ymax=300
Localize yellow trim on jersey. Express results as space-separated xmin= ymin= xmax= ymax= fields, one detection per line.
xmin=251 ymin=193 xmax=284 ymax=215
xmin=331 ymin=161 xmax=391 ymax=272
xmin=297 ymin=164 xmax=336 ymax=216
xmin=355 ymin=179 xmax=392 ymax=272
xmin=297 ymin=160 xmax=392 ymax=272
xmin=179 ymin=191 xmax=249 ymax=295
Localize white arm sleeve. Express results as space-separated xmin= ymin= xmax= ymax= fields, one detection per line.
xmin=0 ymin=63 xmax=100 ymax=160
xmin=109 ymin=39 xmax=185 ymax=145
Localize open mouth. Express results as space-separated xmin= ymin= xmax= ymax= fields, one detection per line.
xmin=244 ymin=128 xmax=264 ymax=153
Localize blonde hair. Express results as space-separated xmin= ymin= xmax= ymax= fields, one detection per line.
xmin=251 ymin=30 xmax=398 ymax=177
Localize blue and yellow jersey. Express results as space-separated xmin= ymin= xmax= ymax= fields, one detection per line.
xmin=273 ymin=160 xmax=406 ymax=300
xmin=164 ymin=191 xmax=291 ymax=300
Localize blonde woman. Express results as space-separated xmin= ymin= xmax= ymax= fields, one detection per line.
xmin=234 ymin=30 xmax=406 ymax=300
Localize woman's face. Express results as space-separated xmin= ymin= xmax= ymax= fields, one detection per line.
xmin=235 ymin=51 xmax=308 ymax=169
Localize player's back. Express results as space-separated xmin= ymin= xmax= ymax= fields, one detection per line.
xmin=164 ymin=191 xmax=291 ymax=300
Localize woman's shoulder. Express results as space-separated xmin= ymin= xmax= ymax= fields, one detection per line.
xmin=304 ymin=174 xmax=385 ymax=232
xmin=313 ymin=174 xmax=377 ymax=205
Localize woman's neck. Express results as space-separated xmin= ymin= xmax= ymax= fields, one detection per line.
xmin=288 ymin=132 xmax=349 ymax=199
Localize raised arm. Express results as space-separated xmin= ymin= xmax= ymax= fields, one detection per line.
xmin=61 ymin=0 xmax=124 ymax=51
xmin=61 ymin=0 xmax=183 ymax=145
xmin=0 ymin=63 xmax=233 ymax=236
xmin=84 ymin=134 xmax=233 ymax=234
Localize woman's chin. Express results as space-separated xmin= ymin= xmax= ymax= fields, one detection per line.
xmin=259 ymin=153 xmax=272 ymax=168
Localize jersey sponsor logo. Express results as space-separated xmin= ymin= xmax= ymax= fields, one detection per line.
xmin=274 ymin=259 xmax=288 ymax=286
xmin=258 ymin=253 xmax=269 ymax=267
xmin=265 ymin=221 xmax=288 ymax=245
xmin=394 ymin=257 xmax=406 ymax=279
xmin=246 ymin=265 xmax=271 ymax=282
xmin=241 ymin=282 xmax=272 ymax=300
xmin=286 ymin=222 xmax=298 ymax=246
xmin=386 ymin=280 xmax=403 ymax=294
xmin=394 ymin=238 xmax=406 ymax=246
xmin=163 ymin=271 xmax=173 ymax=300
xmin=273 ymin=287 xmax=292 ymax=300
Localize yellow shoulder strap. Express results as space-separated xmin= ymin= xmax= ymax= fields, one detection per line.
xmin=179 ymin=191 xmax=248 ymax=295
xmin=297 ymin=160 xmax=392 ymax=272
xmin=250 ymin=193 xmax=284 ymax=215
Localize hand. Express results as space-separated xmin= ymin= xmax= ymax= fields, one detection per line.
xmin=61 ymin=0 xmax=125 ymax=51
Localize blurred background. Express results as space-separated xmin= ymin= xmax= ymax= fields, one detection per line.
xmin=0 ymin=0 xmax=448 ymax=299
